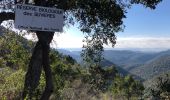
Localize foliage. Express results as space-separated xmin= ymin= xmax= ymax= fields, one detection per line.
xmin=0 ymin=68 xmax=25 ymax=100
xmin=0 ymin=69 xmax=46 ymax=100
xmin=87 ymin=65 xmax=118 ymax=93
xmin=111 ymin=75 xmax=144 ymax=100
xmin=49 ymin=50 xmax=83 ymax=99
xmin=0 ymin=31 xmax=83 ymax=99
xmin=145 ymin=73 xmax=170 ymax=99
xmin=54 ymin=65 xmax=119 ymax=100
xmin=0 ymin=30 xmax=33 ymax=70
xmin=131 ymin=0 xmax=162 ymax=9
xmin=0 ymin=58 xmax=5 ymax=68
xmin=0 ymin=31 xmax=146 ymax=99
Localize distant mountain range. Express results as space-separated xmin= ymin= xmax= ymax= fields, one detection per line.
xmin=57 ymin=49 xmax=170 ymax=81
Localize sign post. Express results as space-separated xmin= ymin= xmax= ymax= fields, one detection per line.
xmin=15 ymin=4 xmax=64 ymax=32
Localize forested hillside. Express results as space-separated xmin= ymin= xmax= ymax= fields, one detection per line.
xmin=0 ymin=27 xmax=169 ymax=100
xmin=131 ymin=55 xmax=170 ymax=80
xmin=0 ymin=28 xmax=147 ymax=100
xmin=143 ymin=71 xmax=170 ymax=99
xmin=57 ymin=49 xmax=170 ymax=99
xmin=61 ymin=49 xmax=170 ymax=81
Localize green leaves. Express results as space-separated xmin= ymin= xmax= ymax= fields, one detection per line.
xmin=72 ymin=1 xmax=125 ymax=63
xmin=0 ymin=31 xmax=32 ymax=70
xmin=0 ymin=68 xmax=25 ymax=99
xmin=147 ymin=73 xmax=170 ymax=99
xmin=131 ymin=0 xmax=162 ymax=9
xmin=111 ymin=75 xmax=144 ymax=99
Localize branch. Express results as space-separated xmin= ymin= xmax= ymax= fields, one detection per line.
xmin=0 ymin=12 xmax=15 ymax=23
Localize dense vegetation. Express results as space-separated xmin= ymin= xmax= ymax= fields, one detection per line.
xmin=0 ymin=27 xmax=157 ymax=100
xmin=1 ymin=28 xmax=170 ymax=100
xmin=144 ymin=71 xmax=170 ymax=99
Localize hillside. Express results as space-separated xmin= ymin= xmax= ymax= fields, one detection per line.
xmin=0 ymin=27 xmax=169 ymax=99
xmin=57 ymin=49 xmax=81 ymax=62
xmin=103 ymin=50 xmax=158 ymax=70
xmin=144 ymin=70 xmax=170 ymax=88
xmin=2 ymin=29 xmax=140 ymax=100
xmin=64 ymin=49 xmax=159 ymax=70
xmin=103 ymin=50 xmax=170 ymax=80
xmin=130 ymin=55 xmax=170 ymax=80
xmin=104 ymin=50 xmax=170 ymax=80
xmin=59 ymin=49 xmax=170 ymax=81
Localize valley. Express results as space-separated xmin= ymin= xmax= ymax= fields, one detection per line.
xmin=58 ymin=48 xmax=170 ymax=81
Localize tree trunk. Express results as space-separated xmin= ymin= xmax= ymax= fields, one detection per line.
xmin=22 ymin=41 xmax=43 ymax=99
xmin=37 ymin=31 xmax=54 ymax=100
xmin=22 ymin=31 xmax=54 ymax=100
xmin=22 ymin=0 xmax=55 ymax=99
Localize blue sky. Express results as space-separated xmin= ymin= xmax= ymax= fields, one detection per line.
xmin=53 ymin=0 xmax=170 ymax=50
xmin=118 ymin=0 xmax=170 ymax=37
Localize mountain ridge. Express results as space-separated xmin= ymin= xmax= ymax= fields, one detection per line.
xmin=57 ymin=49 xmax=170 ymax=80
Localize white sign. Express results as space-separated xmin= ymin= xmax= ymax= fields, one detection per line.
xmin=14 ymin=4 xmax=64 ymax=32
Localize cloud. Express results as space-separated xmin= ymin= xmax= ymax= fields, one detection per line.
xmin=51 ymin=33 xmax=170 ymax=49
xmin=115 ymin=37 xmax=170 ymax=49
xmin=51 ymin=33 xmax=84 ymax=48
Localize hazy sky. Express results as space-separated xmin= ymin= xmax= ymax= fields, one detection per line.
xmin=52 ymin=0 xmax=170 ymax=50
